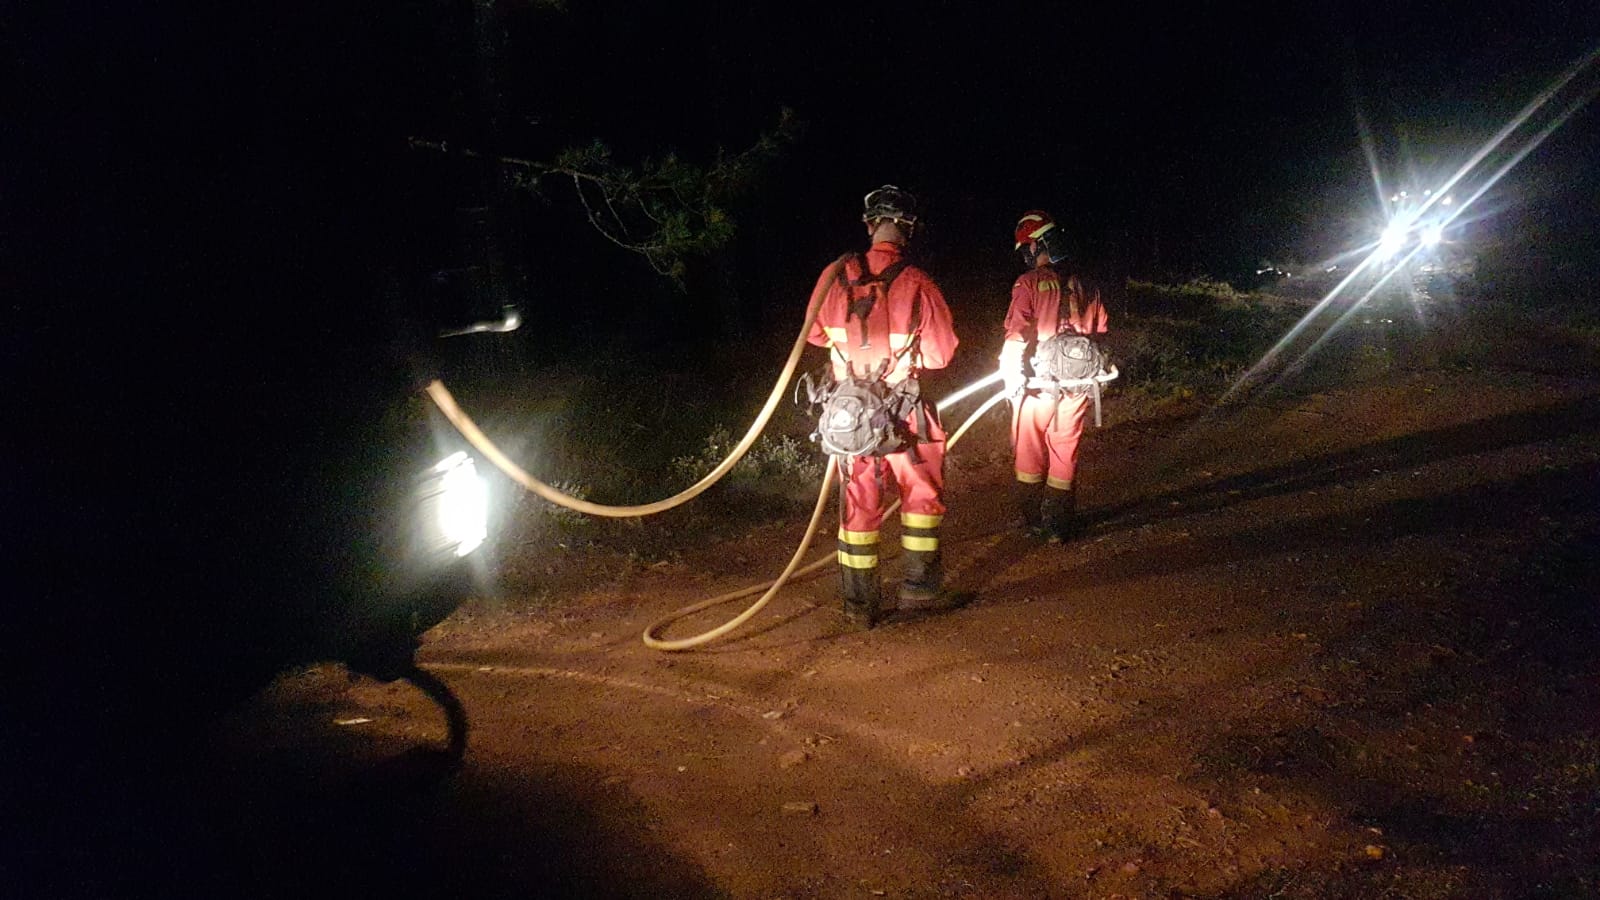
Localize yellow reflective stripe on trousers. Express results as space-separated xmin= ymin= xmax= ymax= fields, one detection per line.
xmin=837 ymin=550 xmax=879 ymax=568
xmin=901 ymin=535 xmax=939 ymax=552
xmin=838 ymin=526 xmax=879 ymax=569
xmin=1046 ymin=475 xmax=1074 ymax=490
xmin=1015 ymin=471 xmax=1046 ymax=484
xmin=900 ymin=512 xmax=943 ymax=529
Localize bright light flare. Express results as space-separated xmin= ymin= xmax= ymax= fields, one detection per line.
xmin=1421 ymin=223 xmax=1444 ymax=246
xmin=1378 ymin=221 xmax=1409 ymax=258
xmin=432 ymin=451 xmax=488 ymax=557
xmin=1223 ymin=42 xmax=1600 ymax=403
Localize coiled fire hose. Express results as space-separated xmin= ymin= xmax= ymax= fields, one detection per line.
xmin=638 ymin=367 xmax=1115 ymax=650
xmin=639 ymin=382 xmax=1009 ymax=651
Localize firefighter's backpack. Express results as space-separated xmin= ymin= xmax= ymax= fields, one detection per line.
xmin=808 ymin=376 xmax=903 ymax=459
xmin=1029 ymin=331 xmax=1110 ymax=427
xmin=799 ymin=252 xmax=923 ymax=458
xmin=1032 ymin=331 xmax=1106 ymax=389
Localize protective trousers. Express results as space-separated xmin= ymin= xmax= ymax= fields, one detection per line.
xmin=836 ymin=412 xmax=947 ymax=619
xmin=1011 ymin=390 xmax=1090 ymax=489
xmin=1012 ymin=391 xmax=1090 ymax=537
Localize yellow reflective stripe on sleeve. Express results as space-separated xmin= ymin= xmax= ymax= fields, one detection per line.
xmin=824 ymin=326 xmax=849 ymax=344
xmin=1016 ymin=471 xmax=1046 ymax=484
xmin=900 ymin=512 xmax=943 ymax=529
xmin=837 ymin=528 xmax=881 ymax=545
xmin=1047 ymin=475 xmax=1074 ymax=490
xmin=837 ymin=550 xmax=880 ymax=568
xmin=902 ymin=535 xmax=939 ymax=552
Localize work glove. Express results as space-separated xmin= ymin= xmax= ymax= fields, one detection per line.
xmin=998 ymin=339 xmax=1027 ymax=398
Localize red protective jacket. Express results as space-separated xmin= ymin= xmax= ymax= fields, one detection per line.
xmin=807 ymin=242 xmax=958 ymax=384
xmin=999 ymin=265 xmax=1108 ymax=376
xmin=1004 ymin=265 xmax=1108 ymax=343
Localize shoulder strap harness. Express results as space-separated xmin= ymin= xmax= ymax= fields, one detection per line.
xmin=837 ymin=252 xmax=923 ymax=374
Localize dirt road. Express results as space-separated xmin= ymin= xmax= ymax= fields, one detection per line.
xmin=186 ymin=299 xmax=1600 ymax=899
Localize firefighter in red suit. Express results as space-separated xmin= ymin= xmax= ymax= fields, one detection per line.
xmin=999 ymin=210 xmax=1109 ymax=541
xmin=805 ymin=186 xmax=961 ymax=627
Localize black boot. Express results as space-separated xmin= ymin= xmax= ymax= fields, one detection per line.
xmin=899 ymin=548 xmax=962 ymax=610
xmin=1012 ymin=479 xmax=1046 ymax=535
xmin=840 ymin=566 xmax=881 ymax=629
xmin=1041 ymin=485 xmax=1077 ymax=543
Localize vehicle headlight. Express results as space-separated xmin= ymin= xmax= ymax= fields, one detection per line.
xmin=421 ymin=451 xmax=488 ymax=558
xmin=1378 ymin=221 xmax=1408 ymax=258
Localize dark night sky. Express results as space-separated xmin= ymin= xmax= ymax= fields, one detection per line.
xmin=17 ymin=1 xmax=1598 ymax=352
xmin=488 ymin=2 xmax=1600 ymax=265
xmin=377 ymin=0 xmax=1600 ymax=346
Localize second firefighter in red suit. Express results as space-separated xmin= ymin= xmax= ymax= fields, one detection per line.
xmin=999 ymin=210 xmax=1109 ymax=540
xmin=806 ymin=186 xmax=960 ymax=626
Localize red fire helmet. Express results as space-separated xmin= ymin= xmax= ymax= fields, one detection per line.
xmin=1014 ymin=210 xmax=1058 ymax=250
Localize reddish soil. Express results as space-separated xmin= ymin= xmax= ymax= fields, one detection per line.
xmin=192 ymin=308 xmax=1600 ymax=898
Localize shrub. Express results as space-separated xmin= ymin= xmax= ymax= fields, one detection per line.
xmin=670 ymin=427 xmax=826 ymax=497
xmin=531 ymin=478 xmax=594 ymax=528
xmin=1114 ymin=277 xmax=1307 ymax=403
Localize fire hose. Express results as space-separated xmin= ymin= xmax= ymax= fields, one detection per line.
xmin=639 ymin=383 xmax=1006 ymax=650
xmin=424 ymin=257 xmax=848 ymax=519
xmin=639 ymin=366 xmax=1115 ymax=651
xmin=422 ymin=255 xmax=1117 ymax=650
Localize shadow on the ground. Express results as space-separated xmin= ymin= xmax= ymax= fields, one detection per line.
xmin=17 ymin=673 xmax=724 ymax=900
xmin=942 ymin=437 xmax=1600 ymax=895
xmin=1186 ymin=502 xmax=1600 ymax=897
xmin=1090 ymin=392 xmax=1600 ymax=534
xmin=980 ymin=461 xmax=1599 ymax=602
xmin=941 ymin=392 xmax=1600 ymax=603
xmin=178 ymin=749 xmax=727 ymax=900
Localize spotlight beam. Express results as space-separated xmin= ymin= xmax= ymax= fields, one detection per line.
xmin=1223 ymin=43 xmax=1600 ymax=401
xmin=1414 ymin=44 xmax=1600 ymax=232
xmin=1221 ymin=250 xmax=1382 ymax=401
xmin=1433 ymin=78 xmax=1600 ymax=237
xmin=1287 ymin=242 xmax=1427 ymax=378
